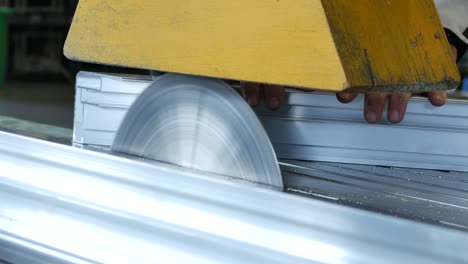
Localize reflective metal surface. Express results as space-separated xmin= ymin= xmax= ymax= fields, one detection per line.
xmin=72 ymin=72 xmax=468 ymax=174
xmin=73 ymin=71 xmax=153 ymax=146
xmin=112 ymin=74 xmax=282 ymax=188
xmin=282 ymin=160 xmax=468 ymax=231
xmin=2 ymin=132 xmax=468 ymax=263
xmin=257 ymin=91 xmax=468 ymax=172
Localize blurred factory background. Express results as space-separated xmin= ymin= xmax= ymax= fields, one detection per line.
xmin=0 ymin=1 xmax=465 ymax=130
xmin=7 ymin=0 xmax=77 ymax=82
xmin=0 ymin=0 xmax=77 ymax=129
xmin=0 ymin=0 xmax=145 ymax=130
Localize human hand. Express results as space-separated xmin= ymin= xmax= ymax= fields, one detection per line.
xmin=336 ymin=91 xmax=446 ymax=124
xmin=242 ymin=83 xmax=446 ymax=123
xmin=336 ymin=44 xmax=457 ymax=124
xmin=242 ymin=45 xmax=457 ymax=123
xmin=241 ymin=82 xmax=285 ymax=110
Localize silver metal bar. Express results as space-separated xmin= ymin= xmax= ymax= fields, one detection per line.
xmin=1 ymin=132 xmax=468 ymax=263
xmin=74 ymin=72 xmax=468 ymax=172
xmin=257 ymin=91 xmax=468 ymax=172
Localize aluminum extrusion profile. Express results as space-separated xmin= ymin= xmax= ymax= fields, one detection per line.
xmin=1 ymin=132 xmax=468 ymax=263
xmin=74 ymin=71 xmax=468 ymax=172
xmin=257 ymin=91 xmax=468 ymax=172
xmin=74 ymin=71 xmax=152 ymax=146
xmin=73 ymin=72 xmax=468 ymax=172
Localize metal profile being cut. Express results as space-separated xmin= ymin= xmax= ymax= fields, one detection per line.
xmin=2 ymin=1 xmax=468 ymax=263
xmin=73 ymin=72 xmax=468 ymax=173
xmin=65 ymin=0 xmax=462 ymax=189
xmin=257 ymin=91 xmax=468 ymax=172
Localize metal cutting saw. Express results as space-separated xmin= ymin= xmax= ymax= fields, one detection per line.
xmin=1 ymin=1 xmax=468 ymax=263
xmin=111 ymin=73 xmax=283 ymax=188
xmin=63 ymin=0 xmax=459 ymax=189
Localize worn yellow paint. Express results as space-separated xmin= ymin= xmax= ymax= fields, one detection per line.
xmin=321 ymin=0 xmax=460 ymax=92
xmin=65 ymin=0 xmax=346 ymax=90
xmin=64 ymin=0 xmax=459 ymax=92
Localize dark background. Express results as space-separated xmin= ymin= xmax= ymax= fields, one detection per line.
xmin=0 ymin=0 xmax=146 ymax=129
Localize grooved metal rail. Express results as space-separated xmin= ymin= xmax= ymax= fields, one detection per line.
xmin=257 ymin=91 xmax=468 ymax=172
xmin=1 ymin=132 xmax=468 ymax=263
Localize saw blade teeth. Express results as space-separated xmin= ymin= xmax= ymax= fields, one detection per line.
xmin=112 ymin=74 xmax=283 ymax=188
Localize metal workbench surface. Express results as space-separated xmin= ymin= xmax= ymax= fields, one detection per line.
xmin=282 ymin=160 xmax=468 ymax=231
xmin=1 ymin=131 xmax=468 ymax=264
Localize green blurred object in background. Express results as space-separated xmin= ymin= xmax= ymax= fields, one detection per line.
xmin=0 ymin=7 xmax=13 ymax=88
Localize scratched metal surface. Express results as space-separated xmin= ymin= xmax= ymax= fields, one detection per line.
xmin=281 ymin=160 xmax=468 ymax=231
xmin=7 ymin=132 xmax=468 ymax=264
xmin=80 ymin=142 xmax=468 ymax=232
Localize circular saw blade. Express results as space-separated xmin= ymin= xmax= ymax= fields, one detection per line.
xmin=112 ymin=74 xmax=283 ymax=188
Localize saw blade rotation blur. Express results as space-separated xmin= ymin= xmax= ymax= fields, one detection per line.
xmin=112 ymin=74 xmax=283 ymax=188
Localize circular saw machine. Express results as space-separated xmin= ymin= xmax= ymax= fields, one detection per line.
xmin=63 ymin=0 xmax=459 ymax=188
